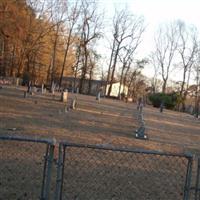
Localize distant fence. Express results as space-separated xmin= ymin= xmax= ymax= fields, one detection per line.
xmin=0 ymin=135 xmax=55 ymax=200
xmin=1 ymin=135 xmax=200 ymax=200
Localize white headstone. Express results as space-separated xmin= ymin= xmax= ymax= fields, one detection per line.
xmin=76 ymin=88 xmax=79 ymax=94
xmin=61 ymin=91 xmax=68 ymax=103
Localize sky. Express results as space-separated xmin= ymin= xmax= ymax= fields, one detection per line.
xmin=97 ymin=0 xmax=200 ymax=82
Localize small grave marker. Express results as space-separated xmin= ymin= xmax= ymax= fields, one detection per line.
xmin=61 ymin=91 xmax=68 ymax=103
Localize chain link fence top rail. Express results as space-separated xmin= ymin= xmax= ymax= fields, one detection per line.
xmin=0 ymin=135 xmax=55 ymax=200
xmin=57 ymin=143 xmax=193 ymax=200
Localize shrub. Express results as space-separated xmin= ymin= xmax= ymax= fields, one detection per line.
xmin=149 ymin=93 xmax=178 ymax=109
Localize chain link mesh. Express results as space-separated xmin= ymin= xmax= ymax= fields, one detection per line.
xmin=61 ymin=146 xmax=190 ymax=200
xmin=0 ymin=140 xmax=47 ymax=200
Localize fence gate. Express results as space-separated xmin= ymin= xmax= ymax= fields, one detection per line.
xmin=0 ymin=135 xmax=55 ymax=200
xmin=55 ymin=142 xmax=193 ymax=200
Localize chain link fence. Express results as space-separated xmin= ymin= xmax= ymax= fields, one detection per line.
xmin=1 ymin=135 xmax=200 ymax=200
xmin=55 ymin=143 xmax=193 ymax=200
xmin=0 ymin=135 xmax=55 ymax=200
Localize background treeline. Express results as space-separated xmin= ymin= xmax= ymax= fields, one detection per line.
xmin=0 ymin=0 xmax=199 ymax=110
xmin=0 ymin=0 xmax=102 ymax=92
xmin=0 ymin=0 xmax=148 ymax=98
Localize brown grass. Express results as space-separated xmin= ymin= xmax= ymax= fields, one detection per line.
xmin=0 ymin=86 xmax=200 ymax=199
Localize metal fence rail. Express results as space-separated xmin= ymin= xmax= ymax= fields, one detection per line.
xmin=55 ymin=142 xmax=193 ymax=200
xmin=0 ymin=135 xmax=55 ymax=200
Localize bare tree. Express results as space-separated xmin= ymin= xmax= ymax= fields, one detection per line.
xmin=193 ymin=48 xmax=200 ymax=118
xmin=58 ymin=0 xmax=80 ymax=89
xmin=177 ymin=21 xmax=198 ymax=111
xmin=126 ymin=59 xmax=147 ymax=100
xmin=48 ymin=0 xmax=66 ymax=91
xmin=149 ymin=53 xmax=160 ymax=93
xmin=118 ymin=46 xmax=134 ymax=98
xmin=88 ymin=50 xmax=99 ymax=94
xmin=78 ymin=0 xmax=102 ymax=94
xmin=153 ymin=22 xmax=179 ymax=93
xmin=106 ymin=9 xmax=144 ymax=96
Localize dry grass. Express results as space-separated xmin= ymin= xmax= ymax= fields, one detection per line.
xmin=1 ymin=86 xmax=199 ymax=153
xmin=0 ymin=86 xmax=200 ymax=199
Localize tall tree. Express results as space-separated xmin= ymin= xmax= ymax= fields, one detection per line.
xmin=193 ymin=48 xmax=200 ymax=118
xmin=106 ymin=9 xmax=144 ymax=96
xmin=58 ymin=0 xmax=80 ymax=89
xmin=177 ymin=21 xmax=198 ymax=111
xmin=78 ymin=0 xmax=102 ymax=94
xmin=149 ymin=53 xmax=159 ymax=93
xmin=153 ymin=22 xmax=179 ymax=93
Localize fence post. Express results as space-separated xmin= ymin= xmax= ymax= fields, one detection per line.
xmin=195 ymin=158 xmax=200 ymax=200
xmin=55 ymin=144 xmax=65 ymax=200
xmin=183 ymin=158 xmax=193 ymax=200
xmin=41 ymin=145 xmax=50 ymax=200
xmin=41 ymin=144 xmax=54 ymax=200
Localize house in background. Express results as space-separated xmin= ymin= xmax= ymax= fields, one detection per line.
xmin=106 ymin=82 xmax=128 ymax=98
xmin=62 ymin=76 xmax=128 ymax=98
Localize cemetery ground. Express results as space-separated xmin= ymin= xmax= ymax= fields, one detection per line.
xmin=0 ymin=85 xmax=199 ymax=153
xmin=0 ymin=85 xmax=200 ymax=199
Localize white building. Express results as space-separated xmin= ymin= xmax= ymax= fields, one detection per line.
xmin=106 ymin=82 xmax=128 ymax=97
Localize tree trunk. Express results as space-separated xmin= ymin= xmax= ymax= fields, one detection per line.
xmin=9 ymin=45 xmax=15 ymax=77
xmin=50 ymin=24 xmax=59 ymax=91
xmin=162 ymin=80 xmax=167 ymax=93
xmin=80 ymin=44 xmax=88 ymax=94
xmin=118 ymin=63 xmax=125 ymax=99
xmin=107 ymin=44 xmax=120 ymax=96
xmin=59 ymin=28 xmax=73 ymax=89
xmin=0 ymin=37 xmax=5 ymax=76
xmin=106 ymin=39 xmax=116 ymax=95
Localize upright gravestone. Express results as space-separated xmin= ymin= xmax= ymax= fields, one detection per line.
xmin=24 ymin=91 xmax=27 ymax=98
xmin=41 ymin=84 xmax=44 ymax=94
xmin=16 ymin=78 xmax=19 ymax=87
xmin=51 ymin=81 xmax=56 ymax=95
xmin=135 ymin=103 xmax=148 ymax=140
xmin=33 ymin=86 xmax=37 ymax=93
xmin=61 ymin=90 xmax=68 ymax=103
xmin=76 ymin=88 xmax=79 ymax=94
xmin=96 ymin=91 xmax=101 ymax=103
xmin=70 ymin=98 xmax=77 ymax=109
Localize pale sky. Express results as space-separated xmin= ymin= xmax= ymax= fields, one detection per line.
xmin=97 ymin=0 xmax=200 ymax=82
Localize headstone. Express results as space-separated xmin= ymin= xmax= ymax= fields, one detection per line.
xmin=61 ymin=91 xmax=68 ymax=103
xmin=135 ymin=106 xmax=148 ymax=140
xmin=24 ymin=91 xmax=27 ymax=98
xmin=188 ymin=105 xmax=194 ymax=115
xmin=135 ymin=120 xmax=148 ymax=140
xmin=96 ymin=91 xmax=101 ymax=102
xmin=41 ymin=84 xmax=44 ymax=94
xmin=76 ymin=88 xmax=79 ymax=94
xmin=70 ymin=98 xmax=77 ymax=109
xmin=160 ymin=101 xmax=164 ymax=113
xmin=16 ymin=78 xmax=19 ymax=86
xmin=33 ymin=86 xmax=37 ymax=93
xmin=51 ymin=82 xmax=55 ymax=94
